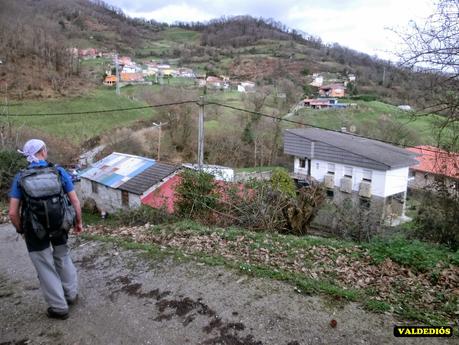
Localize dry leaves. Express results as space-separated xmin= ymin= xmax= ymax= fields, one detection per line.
xmin=86 ymin=224 xmax=459 ymax=318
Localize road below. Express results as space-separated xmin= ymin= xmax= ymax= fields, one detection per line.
xmin=0 ymin=223 xmax=455 ymax=345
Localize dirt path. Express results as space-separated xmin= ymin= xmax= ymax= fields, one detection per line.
xmin=0 ymin=223 xmax=455 ymax=345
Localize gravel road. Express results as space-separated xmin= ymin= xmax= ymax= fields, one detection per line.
xmin=0 ymin=223 xmax=455 ymax=345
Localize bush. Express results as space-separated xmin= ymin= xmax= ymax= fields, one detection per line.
xmin=413 ymin=196 xmax=459 ymax=250
xmin=111 ymin=206 xmax=173 ymax=227
xmin=175 ymin=169 xmax=219 ymax=220
xmin=0 ymin=150 xmax=27 ymax=200
xmin=269 ymin=168 xmax=296 ymax=198
xmin=175 ymin=169 xmax=326 ymax=235
xmin=349 ymin=94 xmax=378 ymax=102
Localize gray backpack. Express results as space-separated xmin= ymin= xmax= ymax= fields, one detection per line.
xmin=19 ymin=165 xmax=75 ymax=239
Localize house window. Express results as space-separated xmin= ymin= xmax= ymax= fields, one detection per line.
xmin=121 ymin=190 xmax=129 ymax=206
xmin=360 ymin=197 xmax=371 ymax=209
xmin=299 ymin=158 xmax=306 ymax=168
xmin=409 ymin=170 xmax=416 ymax=179
xmin=91 ymin=181 xmax=98 ymax=194
xmin=326 ymin=189 xmax=334 ymax=198
xmin=344 ymin=166 xmax=353 ymax=178
xmin=327 ymin=163 xmax=335 ymax=175
xmin=316 ymin=162 xmax=320 ymax=170
xmin=362 ymin=169 xmax=372 ymax=182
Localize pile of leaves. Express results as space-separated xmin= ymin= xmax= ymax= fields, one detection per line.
xmin=0 ymin=207 xmax=9 ymax=224
xmin=86 ymin=221 xmax=459 ymax=322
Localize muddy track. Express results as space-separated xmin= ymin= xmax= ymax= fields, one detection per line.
xmin=0 ymin=224 xmax=455 ymax=345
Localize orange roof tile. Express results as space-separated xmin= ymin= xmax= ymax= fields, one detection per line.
xmin=407 ymin=145 xmax=459 ymax=180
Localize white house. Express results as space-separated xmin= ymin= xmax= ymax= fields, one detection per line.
xmin=182 ymin=164 xmax=235 ymax=182
xmin=237 ymin=81 xmax=256 ymax=93
xmin=310 ymin=75 xmax=324 ymax=87
xmin=77 ymin=152 xmax=180 ymax=214
xmin=122 ymin=64 xmax=141 ymax=73
xmin=284 ymin=128 xmax=419 ymax=223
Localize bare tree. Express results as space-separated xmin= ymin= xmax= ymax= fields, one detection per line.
xmin=396 ymin=0 xmax=459 ymax=249
xmin=395 ymin=0 xmax=459 ymax=151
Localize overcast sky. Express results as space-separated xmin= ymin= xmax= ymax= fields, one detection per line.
xmin=105 ymin=0 xmax=436 ymax=60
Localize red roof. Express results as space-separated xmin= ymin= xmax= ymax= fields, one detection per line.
xmin=407 ymin=145 xmax=459 ymax=180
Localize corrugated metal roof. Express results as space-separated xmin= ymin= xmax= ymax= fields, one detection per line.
xmin=80 ymin=153 xmax=179 ymax=194
xmin=119 ymin=162 xmax=179 ymax=195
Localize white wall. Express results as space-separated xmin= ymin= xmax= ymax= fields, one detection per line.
xmin=384 ymin=167 xmax=409 ymax=196
xmin=293 ymin=157 xmax=408 ymax=198
xmin=77 ymin=179 xmax=141 ymax=213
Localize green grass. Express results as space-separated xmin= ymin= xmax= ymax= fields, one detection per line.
xmin=160 ymin=28 xmax=201 ymax=43
xmin=10 ymin=88 xmax=158 ymax=144
xmin=236 ymin=166 xmax=279 ymax=173
xmin=364 ymin=235 xmax=459 ymax=272
xmin=290 ymin=100 xmax=440 ymax=145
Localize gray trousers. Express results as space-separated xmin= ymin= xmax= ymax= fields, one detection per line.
xmin=29 ymin=244 xmax=78 ymax=313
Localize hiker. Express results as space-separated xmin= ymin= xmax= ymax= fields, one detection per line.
xmin=8 ymin=139 xmax=83 ymax=320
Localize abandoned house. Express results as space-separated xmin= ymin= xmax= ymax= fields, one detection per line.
xmin=77 ymin=152 xmax=180 ymax=214
xmin=284 ymin=128 xmax=419 ymax=224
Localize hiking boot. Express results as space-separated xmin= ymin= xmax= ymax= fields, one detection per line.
xmin=46 ymin=307 xmax=69 ymax=320
xmin=66 ymin=294 xmax=79 ymax=306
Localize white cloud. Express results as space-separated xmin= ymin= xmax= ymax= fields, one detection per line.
xmin=125 ymin=3 xmax=215 ymax=23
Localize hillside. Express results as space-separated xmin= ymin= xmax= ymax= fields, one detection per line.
xmin=0 ymin=0 xmax=432 ymax=108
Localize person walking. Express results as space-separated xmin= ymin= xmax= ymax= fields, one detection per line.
xmin=8 ymin=139 xmax=83 ymax=320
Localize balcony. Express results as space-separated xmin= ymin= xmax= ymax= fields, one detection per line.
xmin=340 ymin=177 xmax=352 ymax=193
xmin=358 ymin=181 xmax=372 ymax=198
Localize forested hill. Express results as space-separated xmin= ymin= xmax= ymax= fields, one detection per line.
xmin=0 ymin=0 xmax=427 ymax=107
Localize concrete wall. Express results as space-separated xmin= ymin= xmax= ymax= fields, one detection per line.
xmin=384 ymin=167 xmax=409 ymax=197
xmin=76 ymin=179 xmax=141 ymax=214
xmin=409 ymin=170 xmax=458 ymax=195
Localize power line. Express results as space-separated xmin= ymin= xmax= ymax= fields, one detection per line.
xmin=207 ymin=101 xmax=455 ymax=155
xmin=1 ymin=96 xmax=454 ymax=156
xmin=3 ymin=100 xmax=198 ymax=117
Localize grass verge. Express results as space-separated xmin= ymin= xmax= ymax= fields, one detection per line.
xmin=81 ymin=218 xmax=458 ymax=326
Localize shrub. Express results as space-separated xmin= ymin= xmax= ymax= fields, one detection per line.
xmin=269 ymin=168 xmax=296 ymax=198
xmin=175 ymin=169 xmax=219 ymax=220
xmin=0 ymin=149 xmax=27 ymax=200
xmin=111 ymin=206 xmax=173 ymax=227
xmin=413 ymin=195 xmax=459 ymax=250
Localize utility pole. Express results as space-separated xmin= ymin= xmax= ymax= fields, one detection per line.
xmin=152 ymin=122 xmax=168 ymax=161
xmin=197 ymin=96 xmax=205 ymax=170
xmin=115 ymin=53 xmax=120 ymax=96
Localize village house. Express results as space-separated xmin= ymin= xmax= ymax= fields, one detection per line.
xmin=78 ymin=48 xmax=100 ymax=59
xmin=284 ymin=128 xmax=419 ymax=224
xmin=303 ymin=98 xmax=349 ymax=109
xmin=319 ymin=83 xmax=346 ymax=98
xmin=237 ymin=81 xmax=256 ymax=93
xmin=118 ymin=56 xmax=132 ymax=65
xmin=103 ymin=75 xmax=117 ymax=86
xmin=122 ymin=64 xmax=141 ymax=74
xmin=77 ymin=152 xmax=181 ymax=214
xmin=310 ymin=74 xmax=324 ymax=87
xmin=178 ymin=68 xmax=195 ymax=78
xmin=206 ymin=76 xmax=224 ymax=89
xmin=120 ymin=72 xmax=145 ymax=83
xmin=407 ymin=145 xmax=459 ymax=194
